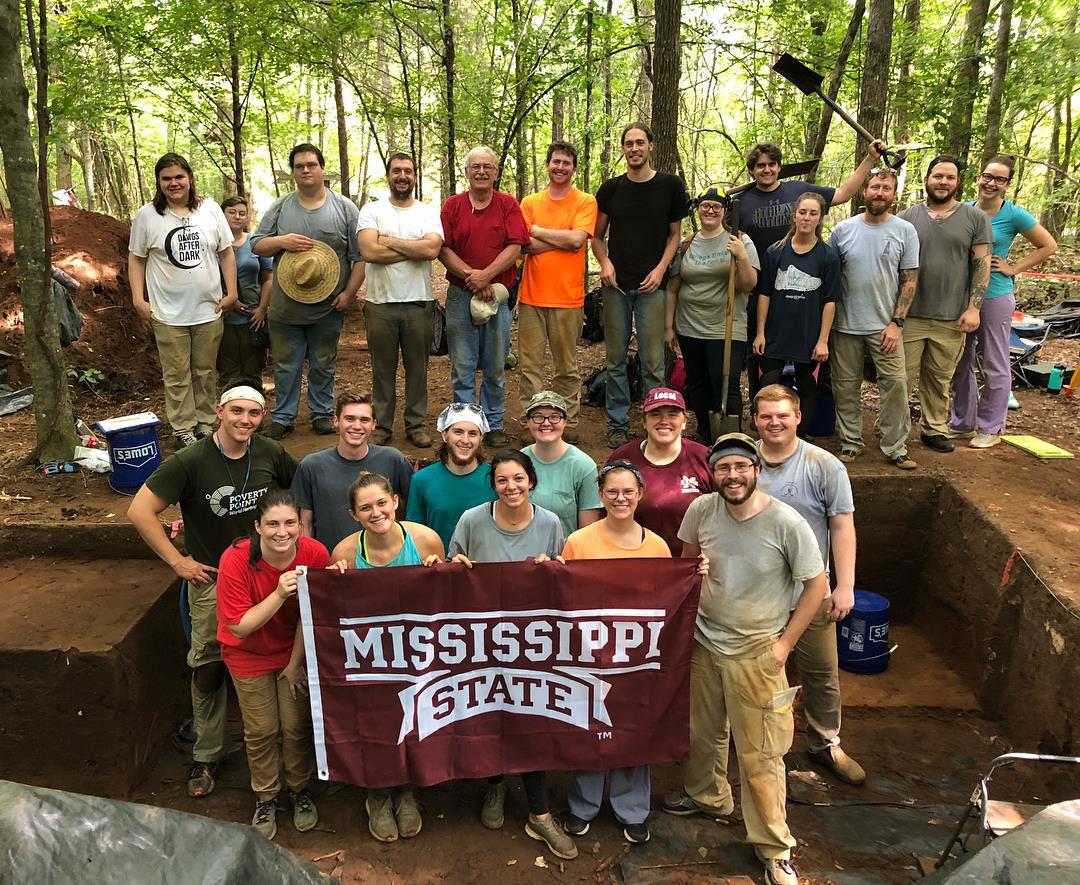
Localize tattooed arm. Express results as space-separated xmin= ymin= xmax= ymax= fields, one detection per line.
xmin=880 ymin=267 xmax=918 ymax=354
xmin=958 ymin=243 xmax=991 ymax=332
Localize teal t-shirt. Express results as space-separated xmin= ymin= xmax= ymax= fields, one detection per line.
xmin=405 ymin=461 xmax=495 ymax=551
xmin=965 ymin=200 xmax=1036 ymax=299
xmin=522 ymin=443 xmax=603 ymax=537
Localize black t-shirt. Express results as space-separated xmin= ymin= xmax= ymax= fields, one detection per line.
xmin=760 ymin=239 xmax=842 ymax=363
xmin=145 ymin=435 xmax=298 ymax=567
xmin=595 ymin=172 xmax=689 ymax=291
xmin=738 ymin=181 xmax=836 ymax=257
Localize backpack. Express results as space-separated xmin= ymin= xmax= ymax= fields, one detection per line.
xmin=431 ymin=301 xmax=448 ymax=356
xmin=581 ymin=287 xmax=604 ymax=343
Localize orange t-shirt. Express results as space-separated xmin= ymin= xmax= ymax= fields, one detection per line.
xmin=562 ymin=519 xmax=671 ymax=560
xmin=519 ymin=187 xmax=598 ymax=309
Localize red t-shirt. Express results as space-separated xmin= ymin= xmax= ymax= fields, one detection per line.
xmin=216 ymin=536 xmax=330 ymax=677
xmin=440 ymin=190 xmax=531 ymax=288
xmin=608 ymin=439 xmax=712 ymax=555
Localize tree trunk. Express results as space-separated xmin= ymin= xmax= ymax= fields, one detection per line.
xmin=857 ymin=0 xmax=893 ymax=164
xmin=440 ymin=0 xmax=457 ymax=195
xmin=1042 ymin=99 xmax=1063 ymax=237
xmin=511 ymin=0 xmax=527 ymax=200
xmin=0 ymin=0 xmax=77 ymax=461
xmin=55 ymin=124 xmax=73 ymax=191
xmin=552 ymin=93 xmax=565 ymax=143
xmin=227 ymin=25 xmax=246 ymax=197
xmin=651 ymin=0 xmax=681 ymax=175
xmin=334 ymin=76 xmax=351 ymax=199
xmin=944 ymin=0 xmax=991 ymax=168
xmin=808 ymin=0 xmax=867 ymax=179
xmin=982 ymin=0 xmax=1013 ymax=161
xmin=582 ymin=4 xmax=594 ymax=192
xmin=600 ymin=0 xmax=613 ymax=182
xmin=258 ymin=74 xmax=280 ymax=197
xmin=79 ymin=130 xmax=96 ymax=211
xmin=894 ymin=0 xmax=921 ymax=143
xmin=633 ymin=0 xmax=653 ymax=120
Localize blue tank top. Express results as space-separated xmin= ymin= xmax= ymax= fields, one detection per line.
xmin=355 ymin=523 xmax=423 ymax=568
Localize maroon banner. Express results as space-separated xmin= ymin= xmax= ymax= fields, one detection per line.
xmin=298 ymin=559 xmax=701 ymax=788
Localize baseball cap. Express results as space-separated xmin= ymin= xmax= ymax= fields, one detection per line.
xmin=708 ymin=432 xmax=761 ymax=466
xmin=525 ymin=390 xmax=568 ymax=416
xmin=642 ymin=387 xmax=687 ymax=413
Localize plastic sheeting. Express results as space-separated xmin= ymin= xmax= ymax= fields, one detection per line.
xmin=0 ymin=780 xmax=333 ymax=884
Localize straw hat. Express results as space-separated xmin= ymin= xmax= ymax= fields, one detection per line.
xmin=277 ymin=241 xmax=340 ymax=303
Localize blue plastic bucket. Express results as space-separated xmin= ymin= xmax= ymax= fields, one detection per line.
xmin=96 ymin=412 xmax=163 ymax=494
xmin=837 ymin=590 xmax=892 ymax=674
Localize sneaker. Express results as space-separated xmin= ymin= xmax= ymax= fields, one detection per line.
xmin=607 ymin=428 xmax=630 ymax=449
xmin=175 ymin=430 xmax=199 ymax=450
xmin=187 ymin=761 xmax=216 ymax=798
xmin=252 ymin=798 xmax=278 ymax=840
xmin=948 ymin=427 xmax=976 ymax=440
xmin=890 ymin=454 xmax=918 ymax=470
xmin=809 ymin=745 xmax=867 ymax=785
xmin=366 ymin=789 xmax=399 ymax=842
xmin=969 ymin=432 xmax=1001 ymax=449
xmin=370 ymin=428 xmax=393 ymax=446
xmin=290 ymin=788 xmax=318 ymax=832
xmin=485 ymin=429 xmax=509 ymax=448
xmin=764 ymin=857 xmax=799 ymax=885
xmin=406 ymin=429 xmax=432 ymax=448
xmin=194 ymin=425 xmax=213 ymax=439
xmin=525 ymin=814 xmax=579 ymax=860
xmin=838 ymin=448 xmax=861 ymax=463
xmin=920 ymin=432 xmax=954 ymax=453
xmin=480 ymin=781 xmax=505 ymax=829
xmin=312 ymin=417 xmax=335 ymax=435
xmin=263 ymin=421 xmax=293 ymax=440
xmin=622 ymin=821 xmax=651 ymax=844
xmin=394 ymin=788 xmax=422 ymax=838
xmin=661 ymin=790 xmax=736 ymax=820
xmin=560 ymin=813 xmax=591 ymax=836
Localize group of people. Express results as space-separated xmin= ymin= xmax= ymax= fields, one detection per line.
xmin=130 ymin=376 xmax=860 ymax=885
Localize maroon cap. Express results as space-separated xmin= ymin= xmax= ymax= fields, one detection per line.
xmin=642 ymin=387 xmax=687 ymax=412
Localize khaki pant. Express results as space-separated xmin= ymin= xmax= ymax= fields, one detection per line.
xmin=830 ymin=329 xmax=911 ymax=459
xmin=364 ymin=301 xmax=433 ymax=433
xmin=187 ymin=579 xmax=227 ymax=764
xmin=153 ymin=317 xmax=223 ymax=434
xmin=903 ymin=317 xmax=966 ymax=438
xmin=518 ymin=303 xmax=584 ymax=430
xmin=793 ymin=597 xmax=842 ymax=752
xmin=684 ymin=640 xmax=796 ymax=861
xmin=232 ymin=672 xmax=314 ymax=800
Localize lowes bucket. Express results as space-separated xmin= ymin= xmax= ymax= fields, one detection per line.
xmin=837 ymin=590 xmax=892 ymax=674
xmin=96 ymin=412 xmax=163 ymax=494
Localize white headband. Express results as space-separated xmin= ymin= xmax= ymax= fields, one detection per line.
xmin=219 ymin=385 xmax=266 ymax=407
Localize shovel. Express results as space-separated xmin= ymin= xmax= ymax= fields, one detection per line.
xmin=709 ymin=247 xmax=742 ymax=441
xmin=772 ymin=53 xmax=905 ymax=169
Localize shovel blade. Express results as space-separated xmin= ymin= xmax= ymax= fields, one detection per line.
xmin=773 ymin=53 xmax=824 ymax=96
xmin=708 ymin=411 xmax=741 ymax=441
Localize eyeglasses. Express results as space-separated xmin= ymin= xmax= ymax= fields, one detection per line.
xmin=712 ymin=461 xmax=756 ymax=475
xmin=697 ymin=203 xmax=724 ymax=214
xmin=601 ymin=488 xmax=638 ymax=500
xmin=528 ymin=412 xmax=565 ymax=425
xmin=978 ymin=172 xmax=1010 ymax=185
xmin=468 ymin=163 xmax=496 ymax=172
xmin=293 ymin=163 xmax=321 ymax=171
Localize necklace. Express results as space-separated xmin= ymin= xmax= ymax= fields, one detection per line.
xmin=214 ymin=432 xmax=251 ymax=496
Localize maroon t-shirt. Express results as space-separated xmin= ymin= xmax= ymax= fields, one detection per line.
xmin=608 ymin=439 xmax=712 ymax=554
xmin=441 ymin=190 xmax=531 ymax=288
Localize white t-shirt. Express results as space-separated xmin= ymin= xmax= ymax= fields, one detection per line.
xmin=128 ymin=201 xmax=233 ymax=326
xmin=356 ymin=200 xmax=443 ymax=304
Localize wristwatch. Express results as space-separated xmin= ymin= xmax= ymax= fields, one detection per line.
xmin=891 ymin=316 xmax=905 ymax=328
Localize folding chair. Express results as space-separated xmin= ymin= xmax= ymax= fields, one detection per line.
xmin=1008 ymin=326 xmax=1051 ymax=388
xmin=936 ymin=752 xmax=1080 ymax=868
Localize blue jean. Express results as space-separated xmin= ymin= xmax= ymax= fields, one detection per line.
xmin=603 ymin=287 xmax=666 ymax=430
xmin=445 ymin=285 xmax=508 ymax=430
xmin=268 ymin=310 xmax=344 ymax=425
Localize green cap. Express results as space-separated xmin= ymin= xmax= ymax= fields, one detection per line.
xmin=525 ymin=390 xmax=568 ymax=415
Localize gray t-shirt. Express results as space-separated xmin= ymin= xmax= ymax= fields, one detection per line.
xmin=291 ymin=445 xmax=413 ymax=551
xmin=669 ymin=233 xmax=761 ymax=340
xmin=755 ymin=439 xmax=854 ymax=602
xmin=250 ymin=189 xmax=362 ymax=325
xmin=678 ymin=494 xmax=823 ymax=656
xmin=830 ymin=214 xmax=921 ymax=334
xmin=522 ymin=444 xmax=603 ymax=538
xmin=898 ymin=202 xmax=993 ymax=322
xmin=448 ymin=502 xmax=564 ymax=563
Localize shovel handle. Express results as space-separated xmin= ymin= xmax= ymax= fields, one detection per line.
xmin=818 ymin=91 xmax=905 ymax=169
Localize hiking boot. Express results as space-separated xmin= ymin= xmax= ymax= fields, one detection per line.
xmin=290 ymin=788 xmax=318 ymax=832
xmin=607 ymin=428 xmax=630 ymax=449
xmin=252 ymin=798 xmax=278 ymax=840
xmin=394 ymin=788 xmax=423 ymax=838
xmin=312 ymin=417 xmax=335 ymax=435
xmin=622 ymin=820 xmax=651 ymax=844
xmin=175 ymin=430 xmax=199 ymax=450
xmin=370 ymin=428 xmax=393 ymax=446
xmin=525 ymin=814 xmax=579 ymax=860
xmin=366 ymin=789 xmax=399 ymax=842
xmin=187 ymin=762 xmax=216 ymax=798
xmin=407 ymin=429 xmax=432 ymax=449
xmin=837 ymin=448 xmax=861 ymax=463
xmin=809 ymin=745 xmax=867 ymax=785
xmin=764 ymin=858 xmax=799 ymax=885
xmin=480 ymin=782 xmax=505 ymax=829
xmin=969 ymin=432 xmax=1001 ymax=449
xmin=661 ymin=790 xmax=737 ymax=820
xmin=485 ymin=429 xmax=509 ymax=448
xmin=920 ymin=432 xmax=954 ymax=453
xmin=560 ymin=812 xmax=591 ymax=836
xmin=890 ymin=453 xmax=918 ymax=470
xmin=263 ymin=421 xmax=293 ymax=440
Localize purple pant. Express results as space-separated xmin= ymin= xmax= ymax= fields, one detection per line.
xmin=949 ymin=292 xmax=1015 ymax=435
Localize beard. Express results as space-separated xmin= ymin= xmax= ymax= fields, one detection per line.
xmin=926 ymin=185 xmax=959 ymax=206
xmin=719 ymin=472 xmax=757 ymax=505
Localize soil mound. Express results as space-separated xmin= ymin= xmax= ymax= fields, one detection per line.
xmin=0 ymin=205 xmax=159 ymax=394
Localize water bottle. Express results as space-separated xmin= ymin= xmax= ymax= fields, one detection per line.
xmin=1048 ymin=365 xmax=1065 ymax=394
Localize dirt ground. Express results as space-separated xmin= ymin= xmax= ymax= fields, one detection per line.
xmin=1 ymin=207 xmax=1079 ymax=882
